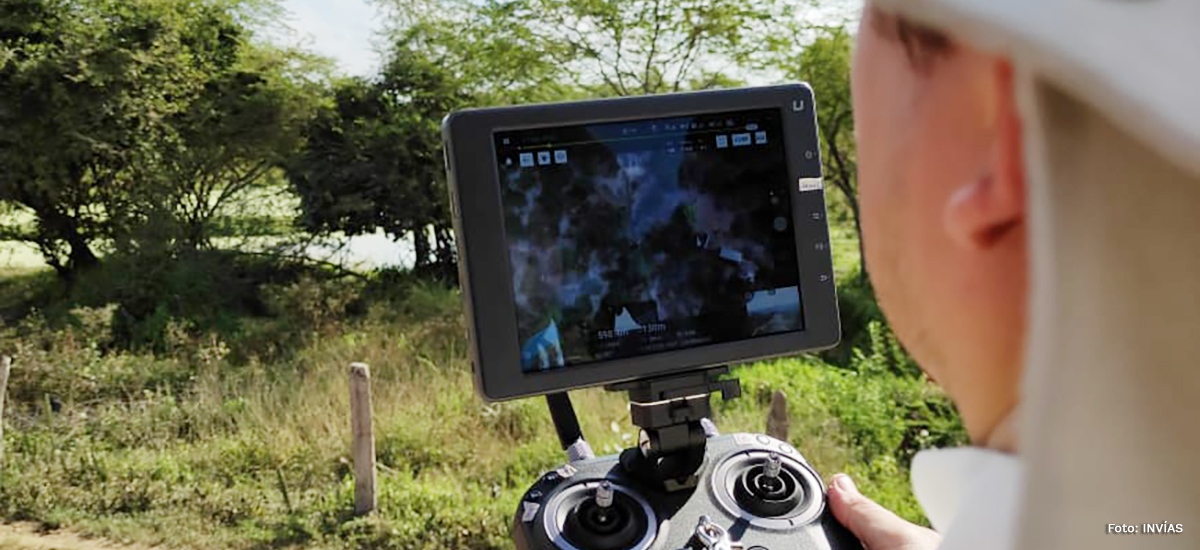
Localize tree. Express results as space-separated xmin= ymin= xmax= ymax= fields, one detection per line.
xmin=791 ymin=28 xmax=863 ymax=275
xmin=382 ymin=0 xmax=799 ymax=98
xmin=1 ymin=0 xmax=188 ymax=277
xmin=288 ymin=52 xmax=465 ymax=280
xmin=380 ymin=0 xmax=577 ymax=105
xmin=286 ymin=0 xmax=576 ymax=282
xmin=0 ymin=0 xmax=314 ymax=278
xmin=522 ymin=0 xmax=793 ymax=95
xmin=307 ymin=0 xmax=847 ymax=284
xmin=155 ymin=44 xmax=326 ymax=251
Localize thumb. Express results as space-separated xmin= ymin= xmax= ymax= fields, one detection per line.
xmin=828 ymin=474 xmax=942 ymax=550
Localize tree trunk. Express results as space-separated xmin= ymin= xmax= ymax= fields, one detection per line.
xmin=412 ymin=227 xmax=430 ymax=270
xmin=66 ymin=230 xmax=100 ymax=271
xmin=38 ymin=208 xmax=100 ymax=280
xmin=434 ymin=224 xmax=456 ymax=282
xmin=822 ymin=113 xmax=869 ymax=282
xmin=846 ymin=196 xmax=869 ymax=284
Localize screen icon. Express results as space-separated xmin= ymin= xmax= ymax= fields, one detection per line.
xmin=755 ymin=131 xmax=768 ymax=145
xmin=732 ymin=133 xmax=752 ymax=147
xmin=715 ymin=135 xmax=729 ymax=149
xmin=537 ymin=151 xmax=552 ymax=165
xmin=519 ymin=153 xmax=535 ymax=167
xmin=554 ymin=150 xmax=568 ymax=164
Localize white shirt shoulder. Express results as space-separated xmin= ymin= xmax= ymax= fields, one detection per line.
xmin=911 ymin=447 xmax=1023 ymax=550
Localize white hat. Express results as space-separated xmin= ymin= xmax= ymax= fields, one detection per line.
xmin=873 ymin=0 xmax=1200 ymax=176
xmin=869 ymin=2 xmax=1200 ymax=549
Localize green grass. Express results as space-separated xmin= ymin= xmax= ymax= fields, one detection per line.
xmin=829 ymin=224 xmax=861 ymax=283
xmin=0 ymin=273 xmax=963 ymax=549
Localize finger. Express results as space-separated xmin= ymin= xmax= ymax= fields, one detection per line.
xmin=828 ymin=473 xmax=942 ymax=550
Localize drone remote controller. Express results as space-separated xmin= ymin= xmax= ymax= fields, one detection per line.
xmin=512 ymin=369 xmax=861 ymax=550
xmin=514 ymin=432 xmax=862 ymax=550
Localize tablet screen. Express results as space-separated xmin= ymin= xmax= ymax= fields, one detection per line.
xmin=494 ymin=108 xmax=804 ymax=372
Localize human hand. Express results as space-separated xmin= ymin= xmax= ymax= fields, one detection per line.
xmin=828 ymin=474 xmax=942 ymax=550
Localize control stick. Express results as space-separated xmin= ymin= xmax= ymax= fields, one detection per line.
xmin=591 ymin=481 xmax=617 ymax=527
xmin=734 ymin=452 xmax=804 ymax=518
xmin=764 ymin=453 xmax=782 ymax=483
xmin=596 ymin=481 xmax=615 ymax=509
xmin=563 ymin=481 xmax=648 ymax=550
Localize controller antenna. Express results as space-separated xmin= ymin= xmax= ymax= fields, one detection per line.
xmin=546 ymin=392 xmax=595 ymax=461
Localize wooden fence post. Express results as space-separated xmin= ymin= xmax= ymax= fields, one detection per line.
xmin=0 ymin=355 xmax=10 ymax=463
xmin=349 ymin=362 xmax=376 ymax=516
xmin=766 ymin=390 xmax=790 ymax=442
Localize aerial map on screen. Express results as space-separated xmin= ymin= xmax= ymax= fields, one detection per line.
xmin=494 ymin=108 xmax=804 ymax=372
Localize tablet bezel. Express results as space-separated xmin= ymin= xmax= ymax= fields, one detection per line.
xmin=443 ymin=84 xmax=840 ymax=401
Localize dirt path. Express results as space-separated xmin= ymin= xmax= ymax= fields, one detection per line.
xmin=0 ymin=523 xmax=154 ymax=550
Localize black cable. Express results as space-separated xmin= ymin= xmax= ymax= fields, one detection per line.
xmin=546 ymin=392 xmax=584 ymax=450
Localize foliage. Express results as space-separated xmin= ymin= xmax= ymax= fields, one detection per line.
xmin=289 ymin=0 xmax=839 ymax=289
xmin=0 ymin=281 xmax=963 ymax=548
xmin=287 ymin=54 xmax=462 ymax=280
xmin=792 ymin=28 xmax=861 ymax=262
xmin=723 ymin=358 xmax=967 ymax=522
xmin=478 ymin=0 xmax=788 ymax=95
xmin=382 ymin=0 xmax=578 ymax=105
xmin=772 ymin=27 xmax=899 ymax=370
xmin=382 ymin=0 xmax=809 ymax=98
xmin=0 ymin=250 xmax=363 ymax=354
xmin=0 ymin=0 xmax=321 ymax=279
xmin=0 ymin=2 xmax=964 ymax=549
xmin=151 ymin=44 xmax=326 ymax=251
xmin=1 ymin=0 xmax=223 ymax=276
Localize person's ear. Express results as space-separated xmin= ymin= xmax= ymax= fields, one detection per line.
xmin=944 ymin=60 xmax=1026 ymax=250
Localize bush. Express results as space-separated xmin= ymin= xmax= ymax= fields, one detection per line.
xmin=0 ymin=260 xmax=963 ymax=546
xmin=0 ymin=309 xmax=197 ymax=409
xmin=725 ymin=354 xmax=967 ymax=525
xmin=6 ymin=250 xmax=372 ymax=354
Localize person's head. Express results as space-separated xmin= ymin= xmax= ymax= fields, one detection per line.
xmin=851 ymin=6 xmax=1027 ymax=445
